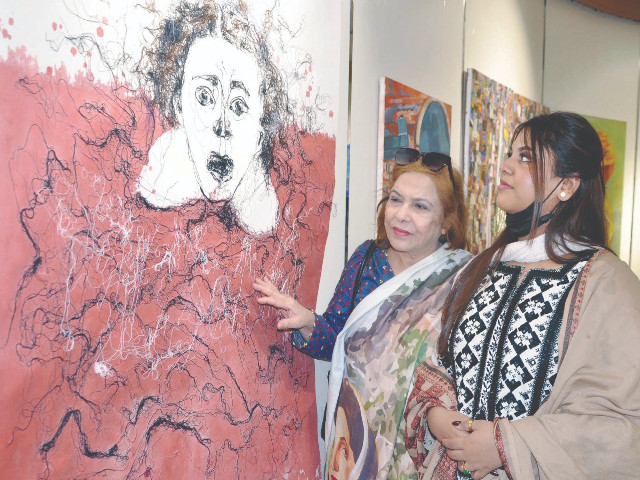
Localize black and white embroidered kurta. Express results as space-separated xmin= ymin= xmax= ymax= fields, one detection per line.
xmin=448 ymin=257 xmax=590 ymax=422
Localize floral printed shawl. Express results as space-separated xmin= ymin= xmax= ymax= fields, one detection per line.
xmin=405 ymin=250 xmax=640 ymax=480
xmin=324 ymin=244 xmax=471 ymax=480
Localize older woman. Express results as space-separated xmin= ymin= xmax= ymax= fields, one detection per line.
xmin=406 ymin=112 xmax=640 ymax=480
xmin=256 ymin=150 xmax=471 ymax=479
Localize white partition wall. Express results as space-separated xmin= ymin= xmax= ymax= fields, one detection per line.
xmin=348 ymin=0 xmax=465 ymax=255
xmin=464 ymin=0 xmax=545 ymax=102
xmin=543 ymin=0 xmax=640 ymax=267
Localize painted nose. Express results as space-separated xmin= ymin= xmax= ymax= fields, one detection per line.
xmin=214 ymin=114 xmax=231 ymax=139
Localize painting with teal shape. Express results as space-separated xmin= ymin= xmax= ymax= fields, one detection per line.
xmin=377 ymin=77 xmax=452 ymax=200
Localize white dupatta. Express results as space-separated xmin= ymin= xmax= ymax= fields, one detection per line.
xmin=323 ymin=243 xmax=471 ymax=479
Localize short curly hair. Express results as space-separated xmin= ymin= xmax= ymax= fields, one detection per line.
xmin=140 ymin=0 xmax=290 ymax=172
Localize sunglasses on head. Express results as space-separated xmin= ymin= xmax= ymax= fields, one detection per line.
xmin=394 ymin=148 xmax=456 ymax=191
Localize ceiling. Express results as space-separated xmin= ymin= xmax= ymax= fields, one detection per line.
xmin=574 ymin=0 xmax=640 ymax=22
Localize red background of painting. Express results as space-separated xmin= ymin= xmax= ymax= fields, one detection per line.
xmin=0 ymin=48 xmax=334 ymax=479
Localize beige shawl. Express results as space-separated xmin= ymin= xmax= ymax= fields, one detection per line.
xmin=405 ymin=251 xmax=640 ymax=479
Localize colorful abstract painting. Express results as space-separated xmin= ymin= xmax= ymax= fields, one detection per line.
xmin=463 ymin=68 xmax=549 ymax=254
xmin=0 ymin=1 xmax=341 ymax=478
xmin=583 ymin=114 xmax=626 ymax=255
xmin=377 ymin=77 xmax=452 ymax=199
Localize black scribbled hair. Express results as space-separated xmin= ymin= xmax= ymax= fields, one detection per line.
xmin=141 ymin=0 xmax=290 ymax=172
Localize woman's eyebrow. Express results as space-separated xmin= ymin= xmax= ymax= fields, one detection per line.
xmin=390 ymin=189 xmax=434 ymax=207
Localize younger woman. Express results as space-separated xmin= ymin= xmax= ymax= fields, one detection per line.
xmin=406 ymin=112 xmax=640 ymax=479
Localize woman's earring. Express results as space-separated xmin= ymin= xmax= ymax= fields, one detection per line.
xmin=560 ymin=191 xmax=567 ymax=199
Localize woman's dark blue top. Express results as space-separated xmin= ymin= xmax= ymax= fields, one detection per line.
xmin=291 ymin=240 xmax=394 ymax=360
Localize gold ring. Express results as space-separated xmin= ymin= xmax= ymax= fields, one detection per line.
xmin=467 ymin=418 xmax=474 ymax=432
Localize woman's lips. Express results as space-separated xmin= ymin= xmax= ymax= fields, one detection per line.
xmin=498 ymin=180 xmax=513 ymax=190
xmin=393 ymin=227 xmax=410 ymax=237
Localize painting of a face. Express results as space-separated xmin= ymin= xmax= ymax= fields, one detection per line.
xmin=329 ymin=406 xmax=357 ymax=480
xmin=178 ymin=35 xmax=264 ymax=201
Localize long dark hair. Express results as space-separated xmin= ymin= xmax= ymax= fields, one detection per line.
xmin=438 ymin=111 xmax=607 ymax=356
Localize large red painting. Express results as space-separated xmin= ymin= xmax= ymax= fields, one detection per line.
xmin=0 ymin=1 xmax=339 ymax=478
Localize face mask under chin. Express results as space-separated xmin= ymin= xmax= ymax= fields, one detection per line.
xmin=504 ymin=178 xmax=564 ymax=238
xmin=505 ymin=202 xmax=555 ymax=238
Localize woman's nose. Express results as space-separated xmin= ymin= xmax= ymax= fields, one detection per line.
xmin=499 ymin=155 xmax=514 ymax=175
xmin=395 ymin=203 xmax=410 ymax=221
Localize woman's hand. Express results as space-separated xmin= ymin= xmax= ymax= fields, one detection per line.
xmin=426 ymin=407 xmax=471 ymax=442
xmin=253 ymin=278 xmax=316 ymax=339
xmin=441 ymin=419 xmax=502 ymax=480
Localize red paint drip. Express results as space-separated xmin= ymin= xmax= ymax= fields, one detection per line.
xmin=329 ymin=111 xmax=334 ymax=118
xmin=52 ymin=22 xmax=57 ymax=31
xmin=96 ymin=26 xmax=104 ymax=37
xmin=2 ymin=29 xmax=11 ymax=40
xmin=9 ymin=18 xmax=14 ymax=25
xmin=71 ymin=47 xmax=77 ymax=56
xmin=46 ymin=66 xmax=52 ymax=76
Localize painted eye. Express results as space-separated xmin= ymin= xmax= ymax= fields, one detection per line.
xmin=229 ymin=97 xmax=249 ymax=117
xmin=195 ymin=86 xmax=215 ymax=107
xmin=520 ymin=155 xmax=531 ymax=163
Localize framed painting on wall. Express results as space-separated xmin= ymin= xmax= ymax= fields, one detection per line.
xmin=463 ymin=68 xmax=549 ymax=254
xmin=582 ymin=114 xmax=627 ymax=255
xmin=377 ymin=77 xmax=452 ymax=201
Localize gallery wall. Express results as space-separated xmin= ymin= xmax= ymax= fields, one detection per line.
xmin=543 ymin=0 xmax=640 ymax=269
xmin=348 ymin=0 xmax=465 ymax=252
xmin=346 ymin=0 xmax=639 ymax=271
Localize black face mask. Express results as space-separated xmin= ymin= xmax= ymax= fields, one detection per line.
xmin=504 ymin=179 xmax=564 ymax=238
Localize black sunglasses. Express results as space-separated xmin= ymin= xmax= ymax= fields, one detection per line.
xmin=394 ymin=148 xmax=456 ymax=191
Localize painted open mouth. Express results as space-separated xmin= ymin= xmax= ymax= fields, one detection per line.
xmin=206 ymin=152 xmax=233 ymax=181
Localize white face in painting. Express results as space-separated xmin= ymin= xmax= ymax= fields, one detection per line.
xmin=384 ymin=171 xmax=445 ymax=260
xmin=178 ymin=35 xmax=264 ymax=200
